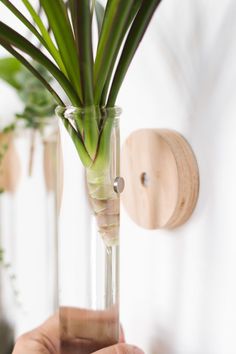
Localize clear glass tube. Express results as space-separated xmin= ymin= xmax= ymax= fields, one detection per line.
xmin=0 ymin=118 xmax=60 ymax=343
xmin=57 ymin=106 xmax=121 ymax=354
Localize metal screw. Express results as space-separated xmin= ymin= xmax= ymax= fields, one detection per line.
xmin=113 ymin=177 xmax=125 ymax=194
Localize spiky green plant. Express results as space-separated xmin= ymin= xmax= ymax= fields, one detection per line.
xmin=0 ymin=4 xmax=164 ymax=348
xmin=0 ymin=0 xmax=163 ymax=248
xmin=0 ymin=0 xmax=163 ymax=169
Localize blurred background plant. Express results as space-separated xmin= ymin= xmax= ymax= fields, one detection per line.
xmin=0 ymin=57 xmax=56 ymax=129
xmin=0 ymin=56 xmax=56 ymax=272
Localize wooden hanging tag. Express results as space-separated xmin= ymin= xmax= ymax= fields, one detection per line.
xmin=0 ymin=132 xmax=21 ymax=194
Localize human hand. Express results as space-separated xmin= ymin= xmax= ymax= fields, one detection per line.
xmin=13 ymin=309 xmax=144 ymax=354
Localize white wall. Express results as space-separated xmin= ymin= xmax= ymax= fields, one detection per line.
xmin=118 ymin=1 xmax=236 ymax=353
xmin=1 ymin=1 xmax=236 ymax=353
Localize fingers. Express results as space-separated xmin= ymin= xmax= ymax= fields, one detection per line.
xmin=13 ymin=316 xmax=59 ymax=354
xmin=60 ymin=306 xmax=119 ymax=344
xmin=12 ymin=330 xmax=56 ymax=354
xmin=13 ymin=308 xmax=129 ymax=354
xmin=93 ymin=343 xmax=144 ymax=354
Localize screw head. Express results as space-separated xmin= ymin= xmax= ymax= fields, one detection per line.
xmin=113 ymin=177 xmax=125 ymax=194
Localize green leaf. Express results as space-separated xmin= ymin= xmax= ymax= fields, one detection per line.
xmin=0 ymin=0 xmax=48 ymax=50
xmin=100 ymin=0 xmax=142 ymax=105
xmin=69 ymin=0 xmax=98 ymax=157
xmin=93 ymin=113 xmax=114 ymax=170
xmin=70 ymin=0 xmax=94 ymax=105
xmin=94 ymin=0 xmax=135 ymax=104
xmin=0 ymin=40 xmax=64 ymax=106
xmin=61 ymin=116 xmax=92 ymax=168
xmin=0 ymin=56 xmax=22 ymax=89
xmin=0 ymin=0 xmax=163 ymax=172
xmin=39 ymin=0 xmax=82 ymax=101
xmin=0 ymin=21 xmax=80 ymax=106
xmin=83 ymin=107 xmax=99 ymax=159
xmin=107 ymin=0 xmax=163 ymax=106
xmin=21 ymin=0 xmax=67 ymax=76
xmin=2 ymin=123 xmax=15 ymax=134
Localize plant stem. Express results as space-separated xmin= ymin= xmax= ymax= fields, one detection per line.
xmin=86 ymin=166 xmax=120 ymax=247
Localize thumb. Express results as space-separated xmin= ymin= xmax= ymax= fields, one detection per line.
xmin=94 ymin=343 xmax=144 ymax=354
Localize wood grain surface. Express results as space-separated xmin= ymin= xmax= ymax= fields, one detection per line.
xmin=121 ymin=129 xmax=199 ymax=229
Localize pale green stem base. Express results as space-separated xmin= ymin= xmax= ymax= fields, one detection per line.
xmin=86 ymin=168 xmax=120 ymax=247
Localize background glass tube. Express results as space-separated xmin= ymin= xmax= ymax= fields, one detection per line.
xmin=0 ymin=118 xmax=61 ymax=344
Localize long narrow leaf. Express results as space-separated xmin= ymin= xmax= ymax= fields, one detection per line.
xmin=0 ymin=0 xmax=47 ymax=47
xmin=0 ymin=21 xmax=80 ymax=106
xmin=61 ymin=117 xmax=92 ymax=168
xmin=40 ymin=0 xmax=82 ymax=101
xmin=0 ymin=0 xmax=65 ymax=74
xmin=21 ymin=0 xmax=67 ymax=75
xmin=70 ymin=0 xmax=98 ymax=157
xmin=94 ymin=0 xmax=135 ymax=104
xmin=107 ymin=0 xmax=163 ymax=106
xmin=93 ymin=113 xmax=114 ymax=170
xmin=71 ymin=0 xmax=94 ymax=105
xmin=0 ymin=39 xmax=64 ymax=106
xmin=100 ymin=0 xmax=143 ymax=105
xmin=83 ymin=107 xmax=99 ymax=159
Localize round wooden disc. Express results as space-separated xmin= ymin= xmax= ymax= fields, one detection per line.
xmin=121 ymin=129 xmax=199 ymax=229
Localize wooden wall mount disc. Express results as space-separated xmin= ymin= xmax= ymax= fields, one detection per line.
xmin=121 ymin=129 xmax=199 ymax=230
